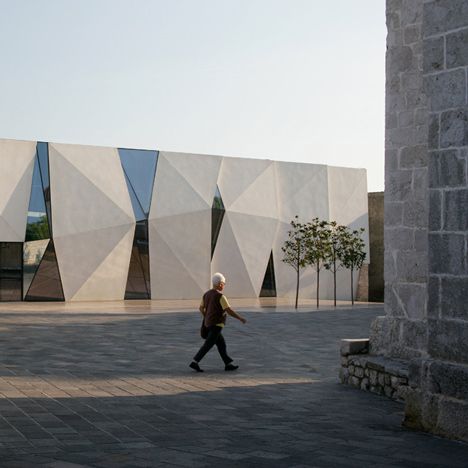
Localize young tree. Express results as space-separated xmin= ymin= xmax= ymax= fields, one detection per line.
xmin=282 ymin=217 xmax=308 ymax=309
xmin=340 ymin=227 xmax=367 ymax=305
xmin=304 ymin=218 xmax=329 ymax=308
xmin=323 ymin=221 xmax=348 ymax=307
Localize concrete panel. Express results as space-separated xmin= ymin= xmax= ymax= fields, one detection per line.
xmin=71 ymin=225 xmax=134 ymax=301
xmin=217 ymin=157 xmax=272 ymax=209
xmin=0 ymin=139 xmax=36 ymax=241
xmin=54 ymin=223 xmax=133 ymax=300
xmin=149 ymin=152 xmax=220 ymax=219
xmin=149 ymin=209 xmax=211 ymax=299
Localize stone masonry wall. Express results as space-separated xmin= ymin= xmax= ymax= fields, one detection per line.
xmin=403 ymin=0 xmax=468 ymax=441
xmin=371 ymin=0 xmax=429 ymax=360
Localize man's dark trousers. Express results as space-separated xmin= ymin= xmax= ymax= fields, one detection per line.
xmin=194 ymin=325 xmax=233 ymax=365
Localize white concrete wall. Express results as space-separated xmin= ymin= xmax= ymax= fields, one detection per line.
xmin=0 ymin=138 xmax=369 ymax=301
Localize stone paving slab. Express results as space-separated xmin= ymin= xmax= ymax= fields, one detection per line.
xmin=0 ymin=304 xmax=467 ymax=467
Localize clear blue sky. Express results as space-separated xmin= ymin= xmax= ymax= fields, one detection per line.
xmin=0 ymin=0 xmax=386 ymax=191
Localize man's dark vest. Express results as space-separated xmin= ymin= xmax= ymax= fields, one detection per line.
xmin=203 ymin=289 xmax=227 ymax=327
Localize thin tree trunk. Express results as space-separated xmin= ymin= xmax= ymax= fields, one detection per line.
xmin=351 ymin=267 xmax=354 ymax=306
xmin=316 ymin=263 xmax=320 ymax=309
xmin=295 ymin=242 xmax=300 ymax=309
xmin=333 ymin=257 xmax=337 ymax=307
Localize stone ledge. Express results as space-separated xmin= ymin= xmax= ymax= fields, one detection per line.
xmin=340 ymin=346 xmax=409 ymax=401
xmin=340 ymin=338 xmax=370 ymax=356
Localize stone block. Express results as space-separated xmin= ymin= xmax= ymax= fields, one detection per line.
xmin=384 ymin=226 xmax=413 ymax=250
xmin=427 ymin=275 xmax=440 ymax=319
xmin=385 ymin=201 xmax=403 ymax=226
xmin=401 ymin=0 xmax=422 ymax=27
xmin=369 ymin=316 xmax=401 ymax=355
xmin=408 ymin=358 xmax=422 ymax=389
xmin=398 ymin=110 xmax=414 ymax=128
xmin=440 ymin=109 xmax=468 ymax=148
xmin=395 ymin=384 xmax=410 ymax=400
xmin=350 ymin=376 xmax=361 ymax=387
xmin=428 ymin=361 xmax=468 ymax=400
xmin=414 ymin=108 xmax=428 ymax=126
xmin=428 ymin=114 xmax=439 ymax=150
xmin=378 ymin=373 xmax=386 ymax=386
xmin=428 ymin=233 xmax=465 ymax=275
xmin=396 ymin=250 xmax=427 ymax=283
xmin=387 ymin=46 xmax=414 ymax=74
xmin=436 ymin=399 xmax=468 ymax=442
xmin=355 ymin=367 xmax=364 ymax=379
xmin=340 ymin=339 xmax=369 ymax=356
xmin=428 ymin=319 xmax=468 ymax=365
xmin=423 ymin=0 xmax=468 ymax=37
xmin=440 ymin=277 xmax=468 ymax=320
xmin=429 ymin=150 xmax=466 ymax=188
xmin=386 ymin=111 xmax=398 ymax=129
xmin=385 ymin=374 xmax=391 ymax=386
xmin=406 ymin=89 xmax=427 ymax=108
xmin=386 ymin=170 xmax=413 ymax=202
xmin=404 ymin=25 xmax=421 ymax=45
xmin=384 ymin=385 xmax=394 ymax=398
xmin=444 ymin=189 xmax=468 ymax=231
xmin=360 ymin=378 xmax=369 ymax=390
xmin=400 ymin=145 xmax=427 ymax=168
xmin=349 ymin=365 xmax=355 ymax=374
xmin=395 ymin=283 xmax=427 ymax=320
xmin=341 ymin=356 xmax=348 ymax=367
xmin=369 ymin=370 xmax=378 ymax=386
xmin=428 ymin=189 xmax=442 ymax=231
xmin=403 ymin=199 xmax=427 ymax=228
xmin=414 ymin=228 xmax=428 ymax=253
xmin=339 ymin=367 xmax=349 ymax=383
xmin=422 ymin=36 xmax=444 ymax=72
xmin=412 ymin=168 xmax=428 ymax=203
xmin=446 ymin=29 xmax=468 ymax=68
xmin=424 ymin=70 xmax=466 ymax=111
xmin=401 ymin=319 xmax=428 ymax=352
xmin=386 ymin=93 xmax=407 ymax=114
xmin=402 ymin=72 xmax=421 ymax=91
xmin=385 ymin=284 xmax=406 ymax=317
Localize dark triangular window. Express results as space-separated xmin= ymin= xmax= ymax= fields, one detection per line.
xmin=25 ymin=240 xmax=65 ymax=301
xmin=125 ymin=220 xmax=151 ymax=299
xmin=260 ymin=251 xmax=277 ymax=297
xmin=211 ymin=185 xmax=225 ymax=258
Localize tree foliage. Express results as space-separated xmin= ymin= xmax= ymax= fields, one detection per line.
xmin=282 ymin=216 xmax=367 ymax=308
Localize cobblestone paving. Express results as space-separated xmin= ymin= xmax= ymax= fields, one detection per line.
xmin=0 ymin=304 xmax=467 ymax=467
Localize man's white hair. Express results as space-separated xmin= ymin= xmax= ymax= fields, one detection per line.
xmin=212 ymin=272 xmax=226 ymax=286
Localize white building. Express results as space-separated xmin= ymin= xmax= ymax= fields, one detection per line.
xmin=0 ymin=138 xmax=368 ymax=302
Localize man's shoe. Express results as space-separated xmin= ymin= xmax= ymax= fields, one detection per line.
xmin=225 ymin=364 xmax=239 ymax=371
xmin=189 ymin=362 xmax=204 ymax=372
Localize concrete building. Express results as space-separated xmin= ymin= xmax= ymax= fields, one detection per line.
xmin=0 ymin=138 xmax=368 ymax=302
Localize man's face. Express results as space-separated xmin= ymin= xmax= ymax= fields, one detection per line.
xmin=217 ymin=281 xmax=225 ymax=291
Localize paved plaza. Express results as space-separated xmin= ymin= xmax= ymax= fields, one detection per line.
xmin=0 ymin=302 xmax=467 ymax=467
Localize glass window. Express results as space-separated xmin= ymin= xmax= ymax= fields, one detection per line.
xmin=118 ymin=149 xmax=158 ymax=218
xmin=260 ymin=251 xmax=277 ymax=297
xmin=211 ymin=186 xmax=225 ymax=258
xmin=0 ymin=242 xmax=22 ymax=301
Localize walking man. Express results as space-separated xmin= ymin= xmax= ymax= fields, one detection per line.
xmin=190 ymin=272 xmax=247 ymax=372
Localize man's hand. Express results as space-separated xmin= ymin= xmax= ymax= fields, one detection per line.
xmin=240 ymin=317 xmax=247 ymax=324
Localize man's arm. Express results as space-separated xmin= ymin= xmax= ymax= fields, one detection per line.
xmin=225 ymin=307 xmax=247 ymax=324
xmin=199 ymin=305 xmax=205 ymax=316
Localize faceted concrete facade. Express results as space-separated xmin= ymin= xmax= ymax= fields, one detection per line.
xmin=371 ymin=0 xmax=468 ymax=442
xmin=0 ymin=138 xmax=368 ymax=302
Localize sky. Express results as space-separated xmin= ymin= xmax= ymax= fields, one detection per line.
xmin=0 ymin=0 xmax=386 ymax=191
